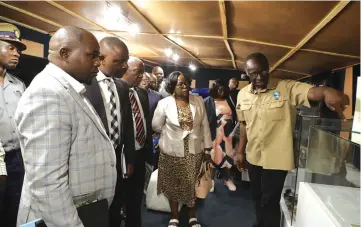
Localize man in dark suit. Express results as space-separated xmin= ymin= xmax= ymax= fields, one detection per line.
xmin=229 ymin=77 xmax=239 ymax=108
xmin=83 ymin=36 xmax=135 ymax=227
xmin=140 ymin=72 xmax=162 ymax=121
xmin=120 ymin=57 xmax=153 ymax=227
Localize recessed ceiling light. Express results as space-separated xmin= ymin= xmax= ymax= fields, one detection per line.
xmin=189 ymin=63 xmax=196 ymax=71
xmin=172 ymin=53 xmax=179 ymax=62
xmin=128 ymin=23 xmax=140 ymax=36
xmin=165 ymin=48 xmax=173 ymax=57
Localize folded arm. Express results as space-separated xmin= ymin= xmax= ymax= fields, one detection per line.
xmin=15 ymin=89 xmax=83 ymax=227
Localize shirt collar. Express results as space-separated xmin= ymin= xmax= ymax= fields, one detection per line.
xmin=96 ymin=70 xmax=113 ymax=83
xmin=248 ymin=78 xmax=279 ymax=94
xmin=4 ymin=71 xmax=14 ymax=83
xmin=47 ymin=63 xmax=86 ymax=95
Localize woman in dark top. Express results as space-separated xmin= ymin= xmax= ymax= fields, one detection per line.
xmin=204 ymin=79 xmax=238 ymax=192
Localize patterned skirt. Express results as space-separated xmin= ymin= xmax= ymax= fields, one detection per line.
xmin=157 ymin=137 xmax=203 ymax=207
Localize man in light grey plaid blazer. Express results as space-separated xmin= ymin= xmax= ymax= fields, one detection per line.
xmin=14 ymin=27 xmax=117 ymax=227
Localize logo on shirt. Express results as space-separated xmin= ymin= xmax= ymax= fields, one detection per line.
xmin=273 ymin=91 xmax=280 ymax=100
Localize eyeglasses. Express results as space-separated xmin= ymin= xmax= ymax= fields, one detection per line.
xmin=248 ymin=70 xmax=269 ymax=78
xmin=176 ymin=83 xmax=191 ymax=88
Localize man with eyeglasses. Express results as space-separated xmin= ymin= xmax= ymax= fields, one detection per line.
xmin=119 ymin=57 xmax=152 ymax=227
xmin=0 ymin=23 xmax=27 ymax=227
xmin=235 ymin=52 xmax=349 ymax=227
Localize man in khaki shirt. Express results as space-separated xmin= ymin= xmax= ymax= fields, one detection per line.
xmin=236 ymin=53 xmax=349 ymax=227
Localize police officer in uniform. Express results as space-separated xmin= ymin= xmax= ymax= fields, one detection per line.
xmin=0 ymin=23 xmax=27 ymax=227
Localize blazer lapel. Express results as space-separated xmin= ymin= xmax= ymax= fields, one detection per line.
xmin=168 ymin=96 xmax=180 ymax=126
xmin=189 ymin=96 xmax=197 ymax=121
xmin=84 ymin=78 xmax=109 ymax=133
xmin=136 ymin=88 xmax=148 ymax=118
xmin=49 ymin=72 xmax=109 ymax=140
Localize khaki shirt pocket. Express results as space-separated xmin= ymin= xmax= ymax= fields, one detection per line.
xmin=240 ymin=103 xmax=253 ymax=123
xmin=268 ymin=100 xmax=285 ymax=121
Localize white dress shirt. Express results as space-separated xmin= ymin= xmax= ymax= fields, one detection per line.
xmin=130 ymin=88 xmax=147 ymax=151
xmin=96 ymin=71 xmax=122 ymax=137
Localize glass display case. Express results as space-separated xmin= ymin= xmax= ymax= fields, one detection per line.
xmin=281 ymin=115 xmax=360 ymax=227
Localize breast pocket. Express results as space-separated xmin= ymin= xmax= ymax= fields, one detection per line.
xmin=240 ymin=104 xmax=253 ymax=123
xmin=268 ymin=101 xmax=285 ymax=121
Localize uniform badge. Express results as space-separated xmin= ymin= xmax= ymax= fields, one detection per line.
xmin=14 ymin=90 xmax=22 ymax=98
xmin=273 ymin=91 xmax=280 ymax=100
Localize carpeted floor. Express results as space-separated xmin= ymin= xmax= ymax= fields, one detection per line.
xmin=140 ymin=179 xmax=255 ymax=227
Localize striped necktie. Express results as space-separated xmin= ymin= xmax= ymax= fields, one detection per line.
xmin=104 ymin=78 xmax=119 ymax=149
xmin=129 ymin=89 xmax=145 ymax=146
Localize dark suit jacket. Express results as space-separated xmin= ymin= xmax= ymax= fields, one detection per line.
xmin=229 ymin=89 xmax=239 ymax=108
xmin=84 ymin=77 xmax=136 ymax=168
xmin=133 ymin=87 xmax=153 ymax=163
xmin=147 ymin=89 xmax=162 ymax=122
xmin=204 ymin=96 xmax=238 ymax=141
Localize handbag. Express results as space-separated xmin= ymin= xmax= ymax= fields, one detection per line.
xmin=146 ymin=169 xmax=182 ymax=212
xmin=195 ymin=161 xmax=212 ymax=199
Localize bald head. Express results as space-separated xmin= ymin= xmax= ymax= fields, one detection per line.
xmin=99 ymin=37 xmax=128 ymax=53
xmin=152 ymin=66 xmax=164 ymax=80
xmin=123 ymin=56 xmax=145 ymax=87
xmin=98 ymin=36 xmax=129 ymax=78
xmin=49 ymin=26 xmax=90 ymax=60
xmin=48 ymin=26 xmax=100 ymax=84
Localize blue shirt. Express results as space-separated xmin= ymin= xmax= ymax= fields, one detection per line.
xmin=0 ymin=72 xmax=26 ymax=152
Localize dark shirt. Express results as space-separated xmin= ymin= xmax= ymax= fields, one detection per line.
xmin=229 ymin=89 xmax=239 ymax=108
xmin=147 ymin=89 xmax=162 ymax=122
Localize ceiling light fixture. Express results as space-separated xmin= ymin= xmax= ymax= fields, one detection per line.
xmin=189 ymin=63 xmax=196 ymax=71
xmin=105 ymin=2 xmax=140 ymax=35
xmin=172 ymin=53 xmax=179 ymax=62
xmin=165 ymin=48 xmax=173 ymax=57
xmin=133 ymin=0 xmax=149 ymax=8
xmin=128 ymin=23 xmax=140 ymax=36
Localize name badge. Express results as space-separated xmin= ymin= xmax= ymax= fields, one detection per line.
xmin=273 ymin=91 xmax=280 ymax=100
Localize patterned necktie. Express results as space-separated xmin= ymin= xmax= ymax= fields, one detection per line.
xmin=104 ymin=78 xmax=119 ymax=149
xmin=129 ymin=89 xmax=145 ymax=146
